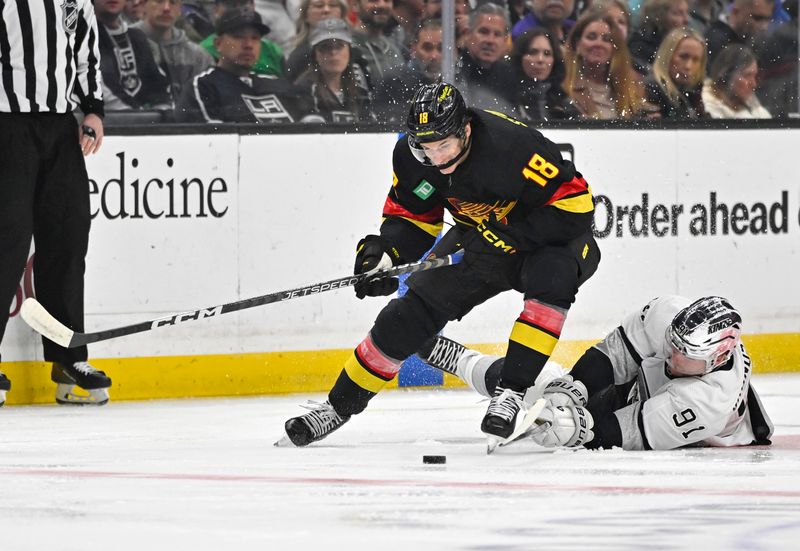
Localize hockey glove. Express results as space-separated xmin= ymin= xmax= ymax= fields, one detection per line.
xmin=542 ymin=375 xmax=589 ymax=408
xmin=353 ymin=235 xmax=402 ymax=299
xmin=461 ymin=214 xmax=521 ymax=282
xmin=531 ymin=405 xmax=594 ymax=448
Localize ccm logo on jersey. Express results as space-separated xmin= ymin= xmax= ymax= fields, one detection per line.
xmin=477 ymin=220 xmax=517 ymax=254
xmin=151 ymin=306 xmax=223 ymax=328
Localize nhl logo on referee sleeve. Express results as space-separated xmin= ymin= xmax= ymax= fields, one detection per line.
xmin=61 ymin=0 xmax=79 ymax=34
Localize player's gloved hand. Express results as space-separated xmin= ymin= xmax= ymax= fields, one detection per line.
xmin=461 ymin=214 xmax=520 ymax=281
xmin=530 ymin=405 xmax=594 ymax=448
xmin=542 ymin=375 xmax=589 ymax=408
xmin=353 ymin=235 xmax=402 ymax=299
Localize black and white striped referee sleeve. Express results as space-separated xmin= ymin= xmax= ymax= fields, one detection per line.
xmin=72 ymin=0 xmax=103 ymax=117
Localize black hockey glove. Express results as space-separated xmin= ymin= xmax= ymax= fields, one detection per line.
xmin=461 ymin=214 xmax=521 ymax=282
xmin=353 ymin=235 xmax=402 ymax=299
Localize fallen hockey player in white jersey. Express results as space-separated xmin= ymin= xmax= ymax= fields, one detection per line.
xmin=418 ymin=295 xmax=774 ymax=450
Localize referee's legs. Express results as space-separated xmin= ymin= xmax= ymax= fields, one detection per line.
xmin=33 ymin=115 xmax=91 ymax=364
xmin=0 ymin=114 xmax=38 ymax=363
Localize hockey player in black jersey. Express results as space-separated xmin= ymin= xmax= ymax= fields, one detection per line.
xmin=175 ymin=8 xmax=319 ymax=123
xmin=278 ymin=82 xmax=601 ymax=449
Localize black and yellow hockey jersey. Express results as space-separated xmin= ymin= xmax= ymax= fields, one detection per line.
xmin=380 ymin=109 xmax=595 ymax=261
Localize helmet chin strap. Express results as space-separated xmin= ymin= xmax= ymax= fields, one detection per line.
xmin=433 ymin=133 xmax=472 ymax=170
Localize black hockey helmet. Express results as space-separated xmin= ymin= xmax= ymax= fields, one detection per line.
xmin=406 ymin=82 xmax=470 ymax=166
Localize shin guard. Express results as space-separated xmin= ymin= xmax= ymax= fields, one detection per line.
xmin=503 ymin=299 xmax=568 ymax=389
xmin=329 ymin=333 xmax=403 ymax=416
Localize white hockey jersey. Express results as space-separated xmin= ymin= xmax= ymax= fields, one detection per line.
xmin=594 ymin=295 xmax=773 ymax=450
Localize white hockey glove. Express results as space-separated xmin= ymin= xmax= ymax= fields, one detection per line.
xmin=531 ymin=405 xmax=594 ymax=448
xmin=542 ymin=375 xmax=589 ymax=408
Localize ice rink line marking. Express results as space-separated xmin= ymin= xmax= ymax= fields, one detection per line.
xmin=1 ymin=468 xmax=798 ymax=498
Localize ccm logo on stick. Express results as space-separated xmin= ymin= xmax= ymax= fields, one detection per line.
xmin=151 ymin=307 xmax=223 ymax=328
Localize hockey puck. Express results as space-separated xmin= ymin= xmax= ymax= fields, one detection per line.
xmin=422 ymin=455 xmax=446 ymax=464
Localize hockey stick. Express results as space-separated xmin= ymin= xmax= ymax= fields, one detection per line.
xmin=21 ymin=250 xmax=464 ymax=349
xmin=488 ymin=398 xmax=548 ymax=454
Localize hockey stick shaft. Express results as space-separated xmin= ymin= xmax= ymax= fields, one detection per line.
xmin=21 ymin=250 xmax=463 ymax=349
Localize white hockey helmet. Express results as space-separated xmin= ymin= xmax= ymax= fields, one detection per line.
xmin=666 ymin=296 xmax=743 ymax=374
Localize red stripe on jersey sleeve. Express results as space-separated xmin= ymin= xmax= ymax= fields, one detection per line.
xmin=382 ymin=196 xmax=444 ymax=224
xmin=544 ymin=176 xmax=590 ymax=206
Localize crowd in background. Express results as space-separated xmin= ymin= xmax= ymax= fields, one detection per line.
xmin=95 ymin=0 xmax=799 ymax=124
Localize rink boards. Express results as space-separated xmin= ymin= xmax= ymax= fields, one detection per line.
xmin=2 ymin=128 xmax=799 ymax=404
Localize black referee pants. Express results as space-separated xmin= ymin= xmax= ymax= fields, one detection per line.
xmin=0 ymin=112 xmax=91 ymax=364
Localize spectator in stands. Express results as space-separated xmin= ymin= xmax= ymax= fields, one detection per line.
xmin=507 ymin=0 xmax=531 ymax=27
xmin=176 ymin=8 xmax=320 ymax=122
xmin=421 ymin=0 xmax=441 ymax=18
xmin=688 ymin=0 xmax=725 ymax=34
xmin=286 ymin=0 xmax=350 ymax=79
xmin=393 ymin=0 xmax=425 ymax=44
xmin=754 ymin=0 xmax=798 ymax=117
xmin=563 ymin=10 xmax=655 ymax=118
xmin=510 ymin=28 xmax=581 ymax=120
xmin=123 ymin=0 xmax=147 ymax=23
xmin=134 ymin=0 xmax=215 ymax=103
xmin=295 ymin=18 xmax=375 ymax=121
xmin=702 ymin=44 xmax=772 ymax=117
xmin=95 ymin=0 xmax=173 ymax=110
xmin=455 ymin=2 xmax=473 ymax=48
xmin=422 ymin=0 xmax=471 ymax=47
xmin=590 ymin=0 xmax=632 ymax=40
xmin=201 ymin=0 xmax=286 ymax=76
xmin=511 ymin=0 xmax=576 ymax=42
xmin=255 ymin=0 xmax=297 ymax=52
xmin=456 ymin=3 xmax=517 ymax=112
xmin=375 ymin=18 xmax=442 ymax=123
xmin=628 ymin=0 xmax=690 ymax=71
xmin=351 ymin=0 xmax=407 ymax=83
xmin=645 ymin=27 xmax=708 ymax=117
xmin=705 ymin=0 xmax=775 ymax=67
xmin=177 ymin=2 xmax=216 ymax=42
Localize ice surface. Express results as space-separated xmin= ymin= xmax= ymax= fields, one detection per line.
xmin=1 ymin=374 xmax=799 ymax=550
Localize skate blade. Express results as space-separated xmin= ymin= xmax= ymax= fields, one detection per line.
xmin=55 ymin=385 xmax=109 ymax=406
xmin=486 ymin=436 xmax=502 ymax=455
xmin=273 ymin=434 xmax=297 ymax=448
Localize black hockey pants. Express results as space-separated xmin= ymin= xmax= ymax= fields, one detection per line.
xmin=0 ymin=113 xmax=91 ymax=364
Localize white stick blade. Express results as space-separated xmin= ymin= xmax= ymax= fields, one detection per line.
xmin=498 ymin=398 xmax=548 ymax=448
xmin=20 ymin=298 xmax=74 ymax=348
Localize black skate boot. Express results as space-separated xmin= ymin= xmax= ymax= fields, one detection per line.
xmin=51 ymin=362 xmax=112 ymax=406
xmin=481 ymin=384 xmax=526 ymax=452
xmin=275 ymin=400 xmax=351 ymax=447
xmin=0 ymin=371 xmax=10 ymax=407
xmin=418 ymin=335 xmax=466 ymax=376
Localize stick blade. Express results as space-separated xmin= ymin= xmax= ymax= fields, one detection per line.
xmin=497 ymin=398 xmax=549 ymax=449
xmin=20 ymin=298 xmax=74 ymax=348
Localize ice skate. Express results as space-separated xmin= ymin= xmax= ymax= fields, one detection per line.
xmin=481 ymin=385 xmax=526 ymax=454
xmin=51 ymin=362 xmax=111 ymax=406
xmin=275 ymin=400 xmax=350 ymax=447
xmin=0 ymin=371 xmax=10 ymax=407
xmin=418 ymin=335 xmax=466 ymax=375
